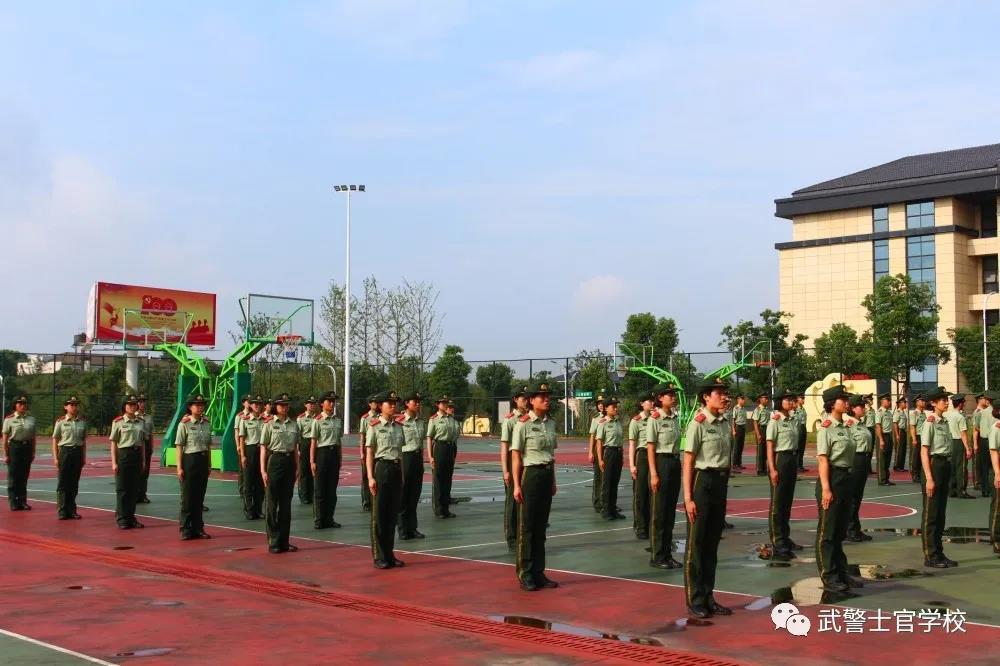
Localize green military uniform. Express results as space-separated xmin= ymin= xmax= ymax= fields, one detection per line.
xmin=589 ymin=396 xmax=606 ymax=513
xmin=864 ymin=400 xmax=877 ymax=474
xmin=629 ymin=403 xmax=652 ymax=539
xmin=753 ymin=398 xmax=770 ymax=476
xmin=876 ymin=400 xmax=895 ymax=485
xmin=3 ymin=399 xmax=36 ymax=511
xmin=136 ymin=396 xmax=154 ymax=503
xmin=398 ymin=394 xmax=426 ymax=540
xmin=921 ymin=389 xmax=956 ymax=567
xmin=646 ymin=391 xmax=681 ymax=568
xmin=945 ymin=400 xmax=970 ymax=498
xmin=501 ymin=391 xmax=527 ymax=549
xmin=794 ymin=401 xmax=808 ymax=471
xmin=814 ymin=386 xmax=856 ymax=591
xmin=909 ymin=404 xmax=927 ymax=483
xmin=312 ymin=394 xmax=344 ymax=530
xmin=52 ymin=398 xmax=86 ymax=519
xmin=110 ymin=398 xmax=147 ymax=528
xmin=261 ymin=395 xmax=299 ymax=553
xmin=234 ymin=395 xmax=253 ymax=508
xmin=366 ymin=392 xmax=405 ymax=568
xmin=987 ymin=413 xmax=1000 ymax=551
xmin=297 ymin=401 xmax=318 ymax=504
xmin=766 ymin=391 xmax=798 ymax=558
xmin=359 ymin=401 xmax=377 ymax=511
xmin=174 ymin=396 xmax=212 ymax=539
xmin=595 ymin=403 xmax=625 ymax=520
xmin=511 ymin=383 xmax=558 ymax=590
xmin=730 ymin=400 xmax=747 ymax=468
xmin=893 ymin=406 xmax=909 ymax=471
xmin=427 ymin=398 xmax=460 ymax=518
xmin=846 ymin=398 xmax=873 ymax=541
xmin=237 ymin=398 xmax=265 ymax=519
xmin=980 ymin=401 xmax=997 ymax=498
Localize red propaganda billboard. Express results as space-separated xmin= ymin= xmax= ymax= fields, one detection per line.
xmin=86 ymin=282 xmax=217 ymax=346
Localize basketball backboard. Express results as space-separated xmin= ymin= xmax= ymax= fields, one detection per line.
xmin=240 ymin=293 xmax=314 ymax=346
xmin=122 ymin=308 xmax=196 ymax=350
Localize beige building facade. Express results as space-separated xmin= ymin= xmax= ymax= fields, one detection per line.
xmin=775 ymin=144 xmax=1000 ymax=392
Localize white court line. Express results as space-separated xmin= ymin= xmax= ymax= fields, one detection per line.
xmin=414 ymin=527 xmax=633 ymax=553
xmin=0 ymin=627 xmax=117 ymax=665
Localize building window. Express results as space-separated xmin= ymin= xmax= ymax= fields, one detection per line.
xmin=906 ymin=201 xmax=935 ymax=229
xmin=873 ymin=239 xmax=889 ymax=283
xmin=985 ymin=255 xmax=998 ymax=293
xmin=983 ymin=200 xmax=997 ymax=239
xmin=873 ymin=206 xmax=889 ymax=233
xmin=906 ymin=235 xmax=936 ymax=292
xmin=910 ymin=360 xmax=938 ymax=390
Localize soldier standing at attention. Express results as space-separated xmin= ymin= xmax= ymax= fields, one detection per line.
xmin=260 ymin=393 xmax=300 ymax=554
xmin=359 ymin=395 xmax=378 ymax=512
xmin=729 ymin=395 xmax=747 ymax=470
xmin=501 ymin=386 xmax=529 ymax=550
xmin=973 ymin=393 xmax=993 ymax=497
xmin=427 ymin=396 xmax=460 ymax=519
xmin=595 ymin=397 xmax=625 ymax=521
xmin=795 ymin=393 xmax=809 ymax=473
xmin=136 ymin=394 xmax=154 ymax=503
xmin=511 ymin=382 xmax=559 ymax=592
xmin=647 ymin=383 xmax=682 ymax=569
xmin=845 ymin=394 xmax=874 ymax=542
xmin=175 ymin=395 xmax=212 ymax=540
xmin=237 ymin=396 xmax=265 ymax=519
xmin=3 ymin=396 xmax=36 ymax=511
xmin=52 ymin=396 xmax=86 ymax=520
xmin=752 ymin=394 xmax=770 ymax=477
xmin=987 ymin=397 xmax=1000 ymax=555
xmin=234 ymin=394 xmax=252 ymax=510
xmin=909 ymin=395 xmax=927 ymax=484
xmin=766 ymin=389 xmax=799 ymax=560
xmin=628 ymin=393 xmax=654 ymax=540
xmin=366 ymin=391 xmax=405 ymax=569
xmin=980 ymin=393 xmax=998 ymax=498
xmin=588 ymin=395 xmax=606 ymax=514
xmin=945 ymin=394 xmax=973 ymax=499
xmin=876 ymin=394 xmax=895 ymax=486
xmin=892 ymin=397 xmax=909 ymax=472
xmin=863 ymin=394 xmax=877 ymax=475
xmin=296 ymin=397 xmax=318 ymax=505
xmin=814 ymin=385 xmax=860 ymax=593
xmin=398 ymin=392 xmax=426 ymax=540
xmin=921 ymin=387 xmax=958 ymax=568
xmin=311 ymin=391 xmax=344 ymax=530
xmin=683 ymin=379 xmax=733 ymax=618
xmin=110 ymin=396 xmax=146 ymax=528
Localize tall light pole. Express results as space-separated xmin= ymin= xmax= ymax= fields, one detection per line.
xmin=334 ymin=184 xmax=365 ymax=434
xmin=983 ymin=291 xmax=997 ymax=390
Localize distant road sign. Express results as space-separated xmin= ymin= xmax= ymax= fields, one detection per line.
xmin=574 ymin=391 xmax=594 ymax=399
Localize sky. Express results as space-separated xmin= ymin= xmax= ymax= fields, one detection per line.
xmin=4 ymin=1 xmax=1000 ymax=363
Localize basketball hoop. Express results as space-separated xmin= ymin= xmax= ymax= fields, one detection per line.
xmin=277 ymin=334 xmax=303 ymax=362
xmin=755 ymin=360 xmax=774 ymax=368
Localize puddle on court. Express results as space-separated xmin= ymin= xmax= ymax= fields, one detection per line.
xmin=488 ymin=615 xmax=664 ymax=644
xmin=225 ymin=547 xmax=253 ymax=552
xmin=862 ymin=527 xmax=990 ymax=544
xmin=147 ymin=600 xmax=184 ymax=607
xmin=113 ymin=546 xmax=134 ymax=550
xmin=65 ymin=585 xmax=91 ymax=590
xmin=112 ymin=648 xmax=176 ymax=658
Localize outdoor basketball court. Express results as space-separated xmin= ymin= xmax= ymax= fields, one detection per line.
xmin=3 ymin=436 xmax=999 ymax=665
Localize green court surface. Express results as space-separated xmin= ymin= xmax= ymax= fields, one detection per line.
xmin=1 ymin=630 xmax=112 ymax=665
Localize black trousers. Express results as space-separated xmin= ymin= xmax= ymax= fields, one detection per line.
xmin=731 ymin=425 xmax=745 ymax=467
xmin=950 ymin=439 xmax=967 ymax=495
xmin=431 ymin=441 xmax=457 ymax=517
xmin=360 ymin=455 xmax=373 ymax=510
xmin=911 ymin=437 xmax=922 ymax=482
xmin=990 ymin=478 xmax=1000 ymax=545
xmin=847 ymin=451 xmax=870 ymax=536
xmin=591 ymin=454 xmax=603 ymax=513
xmin=650 ymin=453 xmax=680 ymax=563
xmin=56 ymin=446 xmax=84 ymax=518
xmin=633 ymin=448 xmax=650 ymax=537
xmin=139 ymin=437 xmax=153 ymax=498
xmin=922 ymin=456 xmax=951 ymax=560
xmin=516 ymin=464 xmax=554 ymax=584
xmin=242 ymin=445 xmax=264 ymax=517
xmin=297 ymin=440 xmax=314 ymax=503
xmin=893 ymin=429 xmax=908 ymax=470
xmin=755 ymin=428 xmax=766 ymax=474
xmin=815 ymin=466 xmax=851 ymax=585
xmin=371 ymin=459 xmax=402 ymax=564
xmin=265 ymin=453 xmax=295 ymax=549
xmin=399 ymin=450 xmax=423 ymax=536
xmin=179 ymin=451 xmax=209 ymax=536
xmin=6 ymin=441 xmax=32 ymax=509
xmin=868 ymin=428 xmax=877 ymax=473
xmin=314 ymin=446 xmax=342 ymax=527
xmin=978 ymin=438 xmax=993 ymax=497
xmin=796 ymin=427 xmax=807 ymax=469
xmin=877 ymin=432 xmax=893 ymax=483
xmin=769 ymin=451 xmax=797 ymax=551
xmin=685 ymin=469 xmax=728 ymax=609
xmin=600 ymin=447 xmax=623 ymax=518
xmin=504 ymin=449 xmax=518 ymax=545
xmin=115 ymin=447 xmax=141 ymax=526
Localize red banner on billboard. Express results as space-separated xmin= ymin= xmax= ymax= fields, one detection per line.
xmin=86 ymin=282 xmax=217 ymax=346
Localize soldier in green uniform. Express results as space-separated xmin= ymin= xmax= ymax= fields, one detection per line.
xmin=814 ymin=385 xmax=860 ymax=593
xmin=595 ymin=397 xmax=625 ymax=521
xmin=980 ymin=393 xmax=998 ymax=498
xmin=729 ymin=394 xmax=747 ymax=470
xmin=311 ymin=391 xmax=344 ymax=529
xmin=973 ymin=393 xmax=993 ymax=497
xmin=51 ymin=396 xmax=86 ymax=519
xmin=863 ymin=394 xmax=877 ymax=475
xmin=260 ymin=393 xmax=300 ymax=554
xmin=845 ymin=394 xmax=874 ymax=542
xmin=945 ymin=394 xmax=973 ymax=499
xmin=921 ymin=387 xmax=958 ymax=568
xmin=628 ymin=393 xmax=654 ymax=540
xmin=682 ymin=379 xmax=733 ymax=618
xmin=234 ymin=394 xmax=253 ymax=511
xmin=398 ymin=392 xmax=426 ymax=540
xmin=3 ymin=396 xmax=36 ymax=511
xmin=876 ymin=394 xmax=895 ymax=486
xmin=892 ymin=397 xmax=909 ymax=472
xmin=795 ymin=393 xmax=808 ymax=473
xmin=987 ymin=397 xmax=1000 ymax=555
xmin=175 ymin=395 xmax=212 ymax=540
xmin=136 ymin=394 xmax=154 ymax=503
xmin=588 ymin=395 xmax=606 ymax=514
xmin=237 ymin=395 xmax=265 ymax=519
xmin=501 ymin=386 xmax=530 ymax=550
xmin=359 ymin=395 xmax=378 ymax=512
xmin=909 ymin=395 xmax=927 ymax=484
xmin=752 ymin=394 xmax=770 ymax=476
xmin=511 ymin=381 xmax=559 ymax=592
xmin=766 ymin=388 xmax=799 ymax=560
xmin=647 ymin=383 xmax=682 ymax=569
xmin=366 ymin=390 xmax=405 ymax=569
xmin=427 ymin=396 xmax=460 ymax=519
xmin=110 ymin=395 xmax=146 ymax=528
xmin=296 ymin=397 xmax=318 ymax=504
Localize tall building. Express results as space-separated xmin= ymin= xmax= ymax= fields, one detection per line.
xmin=774 ymin=143 xmax=1000 ymax=392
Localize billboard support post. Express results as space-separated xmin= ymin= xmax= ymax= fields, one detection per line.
xmin=126 ymin=350 xmax=139 ymax=393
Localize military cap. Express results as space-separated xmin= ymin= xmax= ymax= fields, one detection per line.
xmin=367 ymin=393 xmax=379 ymax=404
xmin=696 ymin=378 xmax=731 ymax=395
xmin=12 ymin=395 xmax=28 ymax=404
xmin=595 ymin=393 xmax=606 ymax=404
xmin=757 ymin=392 xmax=769 ymax=400
xmin=603 ymin=396 xmax=620 ymax=407
xmin=123 ymin=395 xmax=139 ymax=405
xmin=187 ymin=394 xmax=207 ymax=406
xmin=511 ymin=385 xmax=530 ymax=400
xmin=403 ymin=392 xmax=422 ymax=403
xmin=272 ymin=393 xmax=291 ymax=405
xmin=653 ymin=383 xmax=679 ymax=397
xmin=137 ymin=393 xmax=148 ymax=402
xmin=821 ymin=385 xmax=850 ymax=403
xmin=447 ymin=400 xmax=456 ymax=407
xmin=847 ymin=394 xmax=867 ymax=408
xmin=924 ymin=386 xmax=950 ymax=402
xmin=527 ymin=381 xmax=554 ymax=397
xmin=774 ymin=387 xmax=797 ymax=402
xmin=976 ymin=391 xmax=989 ymax=400
xmin=304 ymin=395 xmax=317 ymax=404
xmin=321 ymin=391 xmax=339 ymax=402
xmin=241 ymin=393 xmax=253 ymax=402
xmin=435 ymin=395 xmax=451 ymax=404
xmin=878 ymin=392 xmax=890 ymax=401
xmin=951 ymin=393 xmax=966 ymax=406
xmin=373 ymin=390 xmax=399 ymax=404
xmin=638 ymin=391 xmax=656 ymax=403
xmin=63 ymin=396 xmax=80 ymax=405
xmin=251 ymin=394 xmax=264 ymax=404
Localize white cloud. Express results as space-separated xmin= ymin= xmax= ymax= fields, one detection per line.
xmin=572 ymin=275 xmax=627 ymax=315
xmin=496 ymin=46 xmax=669 ymax=91
xmin=305 ymin=0 xmax=469 ymax=56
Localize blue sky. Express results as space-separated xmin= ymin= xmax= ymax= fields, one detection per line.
xmin=4 ymin=1 xmax=1000 ymax=361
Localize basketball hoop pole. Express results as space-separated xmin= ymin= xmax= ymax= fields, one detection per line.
xmin=335 ymin=184 xmax=365 ymax=434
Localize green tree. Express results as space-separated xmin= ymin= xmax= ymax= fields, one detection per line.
xmin=621 ymin=313 xmax=680 ymax=367
xmin=813 ymin=323 xmax=864 ymax=378
xmin=948 ymin=325 xmax=1000 ymax=393
xmin=861 ymin=274 xmax=950 ymax=391
xmin=475 ymin=362 xmax=514 ymax=399
xmin=719 ymin=309 xmax=810 ymax=395
xmin=429 ymin=345 xmax=471 ymax=410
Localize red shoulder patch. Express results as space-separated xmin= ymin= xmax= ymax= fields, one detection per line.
xmin=650 ymin=409 xmax=660 ymax=418
xmin=771 ymin=412 xmax=781 ymax=420
xmin=368 ymin=417 xmax=380 ymax=427
xmin=56 ymin=415 xmax=66 ymax=421
xmin=430 ymin=413 xmax=439 ymax=420
xmin=821 ymin=419 xmax=832 ymax=428
xmin=927 ymin=415 xmax=936 ymax=423
xmin=394 ymin=414 xmax=405 ymax=423
xmin=180 ymin=416 xmax=191 ymax=423
xmin=519 ymin=414 xmax=531 ymax=422
xmin=297 ymin=412 xmax=306 ymax=419
xmin=694 ymin=413 xmax=706 ymax=423
xmin=632 ymin=414 xmax=642 ymax=421
xmin=113 ymin=415 xmax=124 ymax=422
xmin=599 ymin=417 xmax=608 ymax=423
xmin=845 ymin=418 xmax=855 ymax=427
xmin=262 ymin=415 xmax=273 ymax=422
